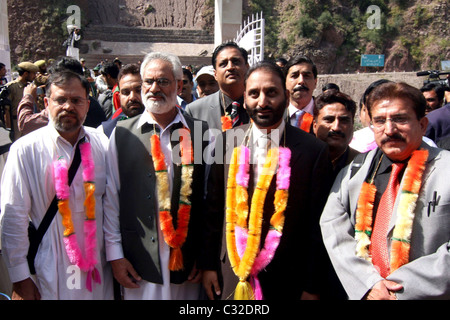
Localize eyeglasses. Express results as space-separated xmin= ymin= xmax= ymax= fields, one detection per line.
xmin=370 ymin=115 xmax=410 ymax=130
xmin=50 ymin=97 xmax=88 ymax=107
xmin=143 ymin=78 xmax=172 ymax=88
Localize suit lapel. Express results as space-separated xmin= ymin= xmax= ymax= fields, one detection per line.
xmin=348 ymin=149 xmax=378 ymax=218
xmin=211 ymin=91 xmax=223 ymax=131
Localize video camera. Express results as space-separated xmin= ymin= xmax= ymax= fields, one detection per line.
xmin=0 ymin=85 xmax=9 ymax=104
xmin=416 ymin=70 xmax=450 ymax=88
xmin=0 ymin=85 xmax=11 ymax=127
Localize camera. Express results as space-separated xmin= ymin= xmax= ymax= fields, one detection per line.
xmin=0 ymin=85 xmax=11 ymax=110
xmin=0 ymin=85 xmax=11 ymax=128
xmin=416 ymin=70 xmax=450 ymax=88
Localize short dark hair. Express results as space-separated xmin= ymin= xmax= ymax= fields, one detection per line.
xmin=322 ymin=83 xmax=340 ymax=92
xmin=100 ymin=62 xmax=120 ymax=79
xmin=117 ymin=63 xmax=141 ymax=84
xmin=366 ymin=82 xmax=427 ymax=120
xmin=360 ymin=79 xmax=392 ymax=110
xmin=46 ymin=71 xmax=90 ymax=98
xmin=182 ymin=67 xmax=193 ymax=82
xmin=314 ymin=91 xmax=356 ymax=119
xmin=0 ymin=63 xmax=5 ymax=69
xmin=212 ymin=41 xmax=248 ymax=69
xmin=275 ymin=57 xmax=287 ymax=66
xmin=284 ymin=55 xmax=317 ymax=79
xmin=48 ymin=57 xmax=84 ymax=76
xmin=420 ymin=83 xmax=445 ymax=102
xmin=245 ymin=61 xmax=286 ymax=92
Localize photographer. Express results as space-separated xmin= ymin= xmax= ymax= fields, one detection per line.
xmin=64 ymin=25 xmax=81 ymax=61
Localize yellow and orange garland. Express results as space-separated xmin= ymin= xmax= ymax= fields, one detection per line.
xmin=150 ymin=127 xmax=193 ymax=271
xmin=226 ymin=142 xmax=291 ymax=300
xmin=355 ymin=149 xmax=428 ymax=274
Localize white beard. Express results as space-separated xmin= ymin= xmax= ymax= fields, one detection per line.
xmin=143 ymin=91 xmax=178 ymax=114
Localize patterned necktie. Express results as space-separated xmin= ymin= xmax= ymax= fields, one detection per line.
xmin=371 ymin=162 xmax=405 ymax=278
xmin=230 ymin=101 xmax=240 ymax=127
xmin=292 ymin=110 xmax=304 ymax=127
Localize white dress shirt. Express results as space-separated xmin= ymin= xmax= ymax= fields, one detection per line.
xmin=103 ymin=108 xmax=200 ymax=300
xmin=288 ymin=97 xmax=314 ymax=127
xmin=0 ymin=123 xmax=113 ymax=299
xmin=250 ymin=120 xmax=285 ymax=185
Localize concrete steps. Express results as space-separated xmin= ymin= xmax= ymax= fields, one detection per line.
xmin=81 ymin=54 xmax=212 ymax=70
xmin=83 ymin=25 xmax=214 ymax=44
xmin=80 ymin=25 xmax=214 ymax=68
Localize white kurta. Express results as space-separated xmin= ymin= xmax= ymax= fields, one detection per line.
xmin=0 ymin=124 xmax=113 ymax=300
xmin=103 ymin=109 xmax=201 ymax=300
xmin=66 ymin=32 xmax=80 ymax=61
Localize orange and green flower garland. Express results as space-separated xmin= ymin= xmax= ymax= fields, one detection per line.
xmin=150 ymin=128 xmax=193 ymax=271
xmin=355 ymin=149 xmax=428 ymax=274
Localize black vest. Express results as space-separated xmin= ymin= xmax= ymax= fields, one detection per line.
xmin=114 ymin=114 xmax=208 ymax=284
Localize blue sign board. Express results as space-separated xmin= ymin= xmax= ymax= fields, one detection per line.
xmin=361 ymin=54 xmax=385 ymax=67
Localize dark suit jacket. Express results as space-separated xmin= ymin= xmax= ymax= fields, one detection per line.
xmin=199 ymin=123 xmax=334 ymax=299
xmin=114 ymin=113 xmax=208 ymax=284
xmin=425 ymin=103 xmax=450 ymax=143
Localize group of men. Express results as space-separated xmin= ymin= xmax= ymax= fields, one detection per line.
xmin=0 ymin=41 xmax=448 ymax=301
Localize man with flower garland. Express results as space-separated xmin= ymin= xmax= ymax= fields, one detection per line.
xmin=320 ymin=82 xmax=450 ymax=300
xmin=200 ymin=61 xmax=334 ymax=300
xmin=103 ymin=52 xmax=208 ymax=299
xmin=0 ymin=70 xmax=113 ymax=299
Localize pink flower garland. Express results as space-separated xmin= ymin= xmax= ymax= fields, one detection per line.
xmin=234 ymin=146 xmax=291 ymax=300
xmin=53 ymin=141 xmax=101 ymax=292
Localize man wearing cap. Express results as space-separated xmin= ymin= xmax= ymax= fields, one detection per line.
xmin=195 ymin=65 xmax=219 ymax=98
xmin=33 ymin=60 xmax=48 ymax=87
xmin=5 ymin=62 xmax=39 ymax=140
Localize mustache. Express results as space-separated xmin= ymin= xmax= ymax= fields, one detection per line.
xmin=381 ymin=133 xmax=406 ymax=144
xmin=144 ymin=92 xmax=166 ymax=100
xmin=328 ymin=130 xmax=346 ymax=138
xmin=127 ymin=100 xmax=144 ymax=108
xmin=57 ymin=110 xmax=78 ymax=117
xmin=293 ymin=85 xmax=309 ymax=92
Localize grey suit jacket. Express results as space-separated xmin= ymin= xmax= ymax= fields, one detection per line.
xmin=185 ymin=91 xmax=222 ymax=132
xmin=320 ymin=142 xmax=450 ymax=299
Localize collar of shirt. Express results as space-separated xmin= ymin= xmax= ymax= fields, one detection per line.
xmin=136 ymin=108 xmax=188 ymax=189
xmin=221 ymin=91 xmax=243 ymax=109
xmin=136 ymin=107 xmax=188 ymax=134
xmin=288 ymin=97 xmax=314 ymax=118
xmin=251 ymin=119 xmax=286 ymax=149
xmin=47 ymin=121 xmax=88 ymax=148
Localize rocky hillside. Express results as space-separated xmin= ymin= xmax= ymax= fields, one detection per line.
xmin=246 ymin=0 xmax=450 ymax=73
xmin=6 ymin=0 xmax=450 ymax=74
